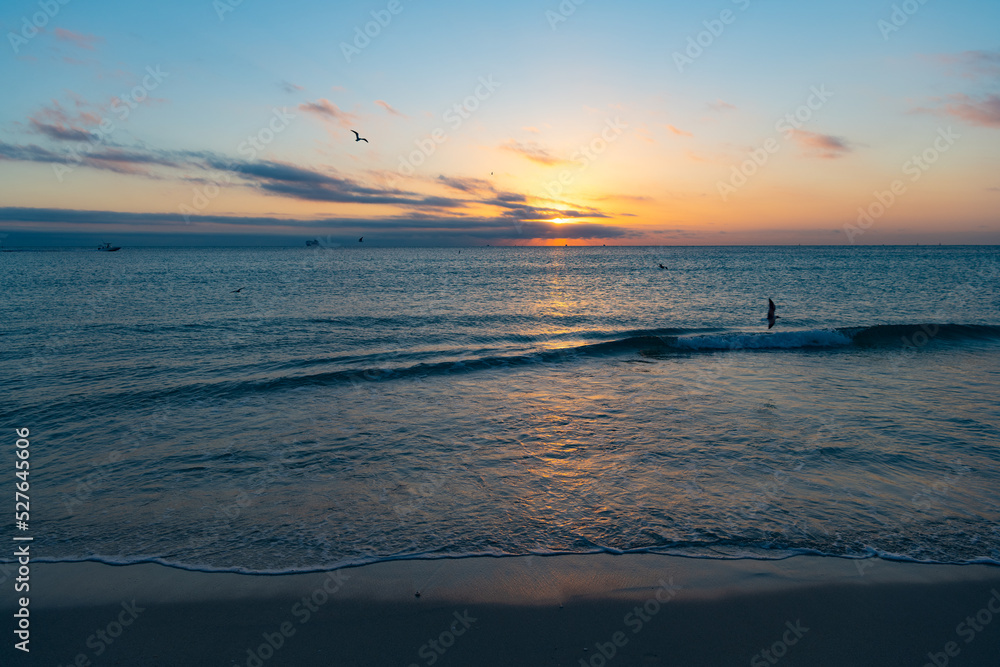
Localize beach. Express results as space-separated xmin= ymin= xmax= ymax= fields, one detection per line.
xmin=5 ymin=554 xmax=1000 ymax=666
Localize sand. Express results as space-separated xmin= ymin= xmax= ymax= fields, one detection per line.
xmin=3 ymin=554 xmax=1000 ymax=666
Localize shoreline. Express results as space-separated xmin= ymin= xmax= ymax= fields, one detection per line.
xmin=4 ymin=554 xmax=1000 ymax=666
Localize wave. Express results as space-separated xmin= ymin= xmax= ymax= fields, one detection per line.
xmin=23 ymin=323 xmax=1000 ymax=413
xmin=9 ymin=543 xmax=1000 ymax=576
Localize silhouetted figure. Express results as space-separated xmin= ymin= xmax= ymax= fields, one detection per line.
xmin=767 ymin=299 xmax=779 ymax=329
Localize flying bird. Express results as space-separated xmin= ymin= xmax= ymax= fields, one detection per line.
xmin=231 ymin=287 xmax=244 ymax=293
xmin=351 ymin=130 xmax=369 ymax=143
xmin=659 ymin=264 xmax=666 ymax=269
xmin=767 ymin=299 xmax=779 ymax=329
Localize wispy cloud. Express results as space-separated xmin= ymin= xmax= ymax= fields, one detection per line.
xmin=925 ymin=49 xmax=1000 ymax=81
xmin=24 ymin=99 xmax=102 ymax=142
xmin=279 ymin=80 xmax=304 ymax=94
xmin=499 ymin=140 xmax=570 ymax=166
xmin=913 ymin=50 xmax=1000 ymax=128
xmin=54 ymin=28 xmax=103 ymax=51
xmin=255 ymin=162 xmax=456 ymax=205
xmin=437 ymin=175 xmax=492 ymax=194
xmin=664 ymin=124 xmax=692 ymax=137
xmin=707 ymin=100 xmax=737 ymax=112
xmin=0 ymin=206 xmax=633 ymax=244
xmin=936 ymin=93 xmax=1000 ymax=128
xmin=29 ymin=119 xmax=93 ymax=141
xmin=374 ymin=100 xmax=405 ymax=117
xmin=298 ymin=99 xmax=358 ymax=128
xmin=789 ymin=130 xmax=853 ymax=158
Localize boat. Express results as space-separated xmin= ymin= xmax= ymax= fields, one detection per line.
xmin=97 ymin=242 xmax=121 ymax=252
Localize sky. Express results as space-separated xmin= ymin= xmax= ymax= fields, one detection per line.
xmin=1 ymin=0 xmax=998 ymax=246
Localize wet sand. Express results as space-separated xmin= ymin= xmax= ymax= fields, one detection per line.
xmin=4 ymin=554 xmax=1000 ymax=666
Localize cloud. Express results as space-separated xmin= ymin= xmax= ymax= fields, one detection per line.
xmin=0 ymin=142 xmax=66 ymax=163
xmin=0 ymin=207 xmax=634 ymax=244
xmin=499 ymin=140 xmax=570 ymax=166
xmin=522 ymin=126 xmax=541 ymax=134
xmin=223 ymin=159 xmax=466 ymax=207
xmin=707 ymin=100 xmax=737 ymax=112
xmin=912 ymin=50 xmax=1000 ymax=128
xmin=23 ymin=98 xmax=113 ymax=142
xmin=375 ymin=100 xmax=405 ymax=117
xmin=925 ymin=49 xmax=1000 ymax=81
xmin=297 ymin=99 xmax=359 ymax=128
xmin=937 ymin=93 xmax=1000 ymax=128
xmin=29 ymin=119 xmax=93 ymax=142
xmin=437 ymin=175 xmax=492 ymax=194
xmin=0 ymin=139 xmax=199 ymax=176
xmin=280 ymin=81 xmax=304 ymax=93
xmin=0 ymin=134 xmax=618 ymax=225
xmin=54 ymin=28 xmax=102 ymax=51
xmin=664 ymin=124 xmax=692 ymax=137
xmin=789 ymin=130 xmax=853 ymax=158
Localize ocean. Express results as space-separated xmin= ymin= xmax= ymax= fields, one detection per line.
xmin=3 ymin=245 xmax=999 ymax=573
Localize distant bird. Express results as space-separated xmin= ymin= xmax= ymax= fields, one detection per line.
xmin=358 ymin=236 xmax=363 ymax=242
xmin=659 ymin=263 xmax=666 ymax=269
xmin=350 ymin=130 xmax=368 ymax=143
xmin=231 ymin=287 xmax=244 ymax=293
xmin=767 ymin=298 xmax=779 ymax=329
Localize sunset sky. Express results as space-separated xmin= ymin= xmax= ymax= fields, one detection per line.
xmin=1 ymin=0 xmax=998 ymax=245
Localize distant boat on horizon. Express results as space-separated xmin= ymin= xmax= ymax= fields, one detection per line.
xmin=97 ymin=242 xmax=121 ymax=252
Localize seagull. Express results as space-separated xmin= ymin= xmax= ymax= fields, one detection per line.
xmin=231 ymin=287 xmax=244 ymax=293
xmin=767 ymin=299 xmax=779 ymax=329
xmin=659 ymin=264 xmax=666 ymax=269
xmin=350 ymin=130 xmax=368 ymax=143
xmin=358 ymin=236 xmax=363 ymax=242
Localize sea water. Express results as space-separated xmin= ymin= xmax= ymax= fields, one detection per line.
xmin=2 ymin=245 xmax=998 ymax=572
